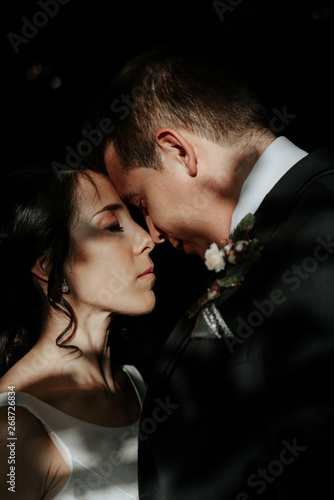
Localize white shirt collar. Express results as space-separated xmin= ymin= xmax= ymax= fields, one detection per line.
xmin=230 ymin=136 xmax=308 ymax=232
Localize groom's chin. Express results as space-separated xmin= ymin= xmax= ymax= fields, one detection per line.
xmin=185 ymin=246 xmax=205 ymax=259
xmin=180 ymin=240 xmax=207 ymax=259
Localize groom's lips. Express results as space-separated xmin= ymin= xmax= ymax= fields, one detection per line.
xmin=138 ymin=266 xmax=155 ymax=279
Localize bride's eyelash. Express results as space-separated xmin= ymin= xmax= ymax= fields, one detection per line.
xmin=105 ymin=222 xmax=124 ymax=233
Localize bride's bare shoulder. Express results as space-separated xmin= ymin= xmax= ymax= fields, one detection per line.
xmin=0 ymin=366 xmax=22 ymax=395
xmin=0 ymin=362 xmax=71 ymax=499
xmin=0 ymin=403 xmax=70 ymax=499
xmin=0 ymin=352 xmax=44 ymax=395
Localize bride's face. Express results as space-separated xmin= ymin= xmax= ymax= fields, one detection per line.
xmin=65 ymin=171 xmax=156 ymax=315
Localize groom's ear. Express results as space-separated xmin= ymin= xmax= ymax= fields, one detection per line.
xmin=155 ymin=128 xmax=197 ymax=177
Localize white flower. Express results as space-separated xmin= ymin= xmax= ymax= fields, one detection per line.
xmin=223 ymin=243 xmax=237 ymax=264
xmin=235 ymin=240 xmax=250 ymax=252
xmin=204 ymin=243 xmax=226 ymax=272
xmin=227 ymin=252 xmax=237 ymax=264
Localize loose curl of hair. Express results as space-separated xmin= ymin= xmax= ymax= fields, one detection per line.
xmin=0 ymin=166 xmax=97 ymax=377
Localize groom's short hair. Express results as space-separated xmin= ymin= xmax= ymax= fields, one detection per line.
xmin=91 ymin=48 xmax=272 ymax=171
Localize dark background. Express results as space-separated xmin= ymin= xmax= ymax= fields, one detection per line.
xmin=3 ymin=0 xmax=334 ymax=380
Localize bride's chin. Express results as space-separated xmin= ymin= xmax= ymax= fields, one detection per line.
xmin=143 ymin=293 xmax=156 ymax=314
xmin=129 ymin=292 xmax=156 ymax=316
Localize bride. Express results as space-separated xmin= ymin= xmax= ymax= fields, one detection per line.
xmin=0 ymin=167 xmax=156 ymax=499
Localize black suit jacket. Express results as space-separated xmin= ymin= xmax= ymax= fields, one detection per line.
xmin=138 ymin=149 xmax=334 ymax=499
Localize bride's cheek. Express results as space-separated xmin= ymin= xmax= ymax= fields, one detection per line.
xmin=96 ymin=288 xmax=116 ymax=304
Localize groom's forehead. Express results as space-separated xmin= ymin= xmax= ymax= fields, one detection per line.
xmin=105 ymin=156 xmax=140 ymax=202
xmin=105 ymin=144 xmax=129 ymax=190
xmin=105 ymin=142 xmax=122 ymax=173
xmin=105 ymin=143 xmax=156 ymax=203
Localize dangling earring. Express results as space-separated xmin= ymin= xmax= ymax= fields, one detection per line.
xmin=61 ymin=279 xmax=69 ymax=293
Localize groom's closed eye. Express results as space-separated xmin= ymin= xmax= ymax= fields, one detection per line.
xmin=125 ymin=191 xmax=141 ymax=207
xmin=126 ymin=192 xmax=146 ymax=212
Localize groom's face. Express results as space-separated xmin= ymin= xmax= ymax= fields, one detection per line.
xmin=105 ymin=144 xmax=215 ymax=258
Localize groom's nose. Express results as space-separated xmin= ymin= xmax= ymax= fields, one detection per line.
xmin=144 ymin=214 xmax=167 ymax=244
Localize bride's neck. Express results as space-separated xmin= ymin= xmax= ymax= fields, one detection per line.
xmin=22 ymin=306 xmax=117 ymax=392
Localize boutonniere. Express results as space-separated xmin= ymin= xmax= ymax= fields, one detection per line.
xmin=187 ymin=213 xmax=262 ymax=318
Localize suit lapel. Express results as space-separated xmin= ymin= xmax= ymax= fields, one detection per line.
xmin=254 ymin=148 xmax=334 ymax=246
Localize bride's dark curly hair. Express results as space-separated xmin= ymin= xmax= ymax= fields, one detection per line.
xmin=0 ymin=166 xmax=95 ymax=377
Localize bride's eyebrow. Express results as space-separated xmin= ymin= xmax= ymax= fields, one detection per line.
xmin=91 ymin=203 xmax=123 ymax=219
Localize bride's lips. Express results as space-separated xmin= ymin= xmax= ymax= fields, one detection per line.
xmin=138 ymin=266 xmax=155 ymax=279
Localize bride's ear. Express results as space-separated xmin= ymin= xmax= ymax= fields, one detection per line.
xmin=155 ymin=127 xmax=198 ymax=177
xmin=31 ymin=251 xmax=52 ymax=282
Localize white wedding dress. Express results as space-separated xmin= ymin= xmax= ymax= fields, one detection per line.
xmin=0 ymin=365 xmax=146 ymax=499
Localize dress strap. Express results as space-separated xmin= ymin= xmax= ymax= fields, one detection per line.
xmin=122 ymin=365 xmax=147 ymax=408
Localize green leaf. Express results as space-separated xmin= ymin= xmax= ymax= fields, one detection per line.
xmin=229 ymin=213 xmax=256 ymax=241
xmin=217 ymin=248 xmax=262 ymax=289
xmin=217 ymin=274 xmax=242 ymax=288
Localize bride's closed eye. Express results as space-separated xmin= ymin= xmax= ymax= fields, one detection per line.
xmin=105 ymin=222 xmax=124 ymax=233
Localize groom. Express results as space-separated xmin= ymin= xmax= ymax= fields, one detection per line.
xmin=88 ymin=49 xmax=334 ymax=499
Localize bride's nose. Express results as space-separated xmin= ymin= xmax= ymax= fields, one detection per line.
xmin=134 ymin=224 xmax=155 ymax=255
